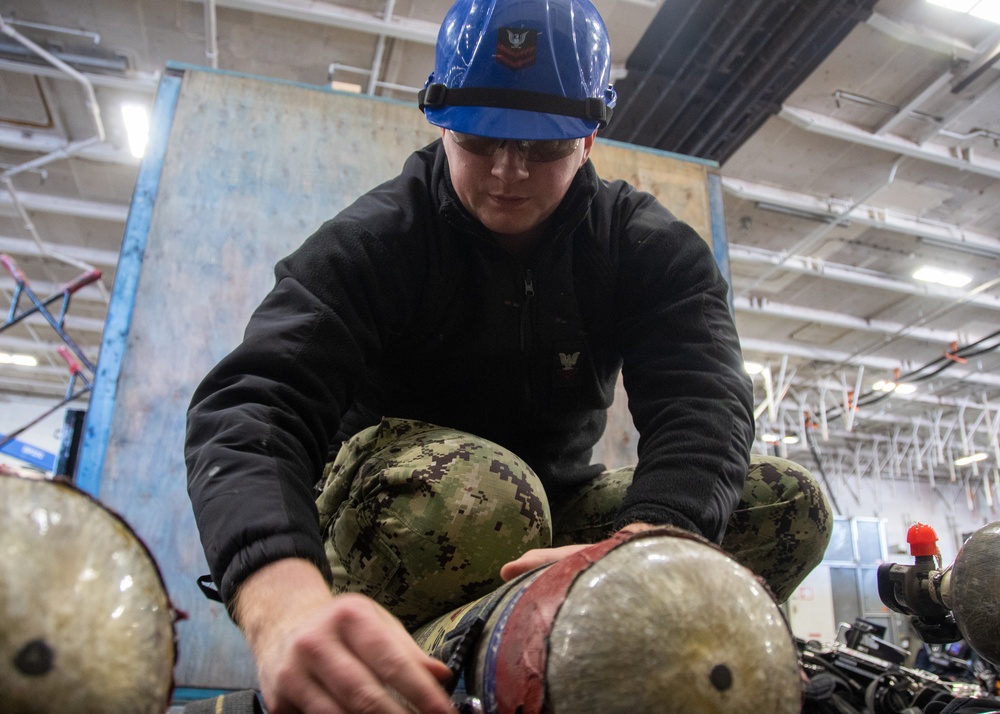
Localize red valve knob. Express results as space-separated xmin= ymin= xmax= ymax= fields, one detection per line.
xmin=907 ymin=522 xmax=938 ymax=557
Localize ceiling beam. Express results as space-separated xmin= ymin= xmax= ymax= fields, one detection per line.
xmin=0 ymin=126 xmax=138 ymax=168
xmin=190 ymin=0 xmax=440 ymax=45
xmin=0 ymin=188 xmax=128 ymax=222
xmin=734 ymin=295 xmax=970 ymax=345
xmin=0 ymin=234 xmax=120 ymax=268
xmin=730 ymin=243 xmax=1000 ymax=312
xmin=723 ymin=176 xmax=1000 ymax=257
xmin=866 ymin=12 xmax=981 ymax=61
xmin=779 ymin=105 xmax=1000 ymax=181
xmin=0 ymin=58 xmax=159 ymax=92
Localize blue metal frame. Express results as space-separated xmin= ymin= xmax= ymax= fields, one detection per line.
xmin=707 ymin=172 xmax=734 ymax=315
xmin=74 ymin=71 xmax=183 ymax=497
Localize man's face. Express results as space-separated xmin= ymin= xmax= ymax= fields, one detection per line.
xmin=441 ymin=128 xmax=595 ymax=244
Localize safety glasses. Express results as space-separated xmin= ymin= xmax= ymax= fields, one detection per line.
xmin=449 ymin=130 xmax=581 ymax=163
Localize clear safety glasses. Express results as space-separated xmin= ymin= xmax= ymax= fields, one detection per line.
xmin=449 ymin=130 xmax=581 ymax=163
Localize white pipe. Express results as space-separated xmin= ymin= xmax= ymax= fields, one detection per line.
xmin=0 ymin=16 xmax=108 ymax=300
xmin=0 ymin=17 xmax=105 ymax=144
xmin=205 ymin=0 xmax=220 ymax=69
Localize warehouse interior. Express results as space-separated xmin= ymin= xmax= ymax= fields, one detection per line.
xmin=1 ymin=0 xmax=999 ymax=708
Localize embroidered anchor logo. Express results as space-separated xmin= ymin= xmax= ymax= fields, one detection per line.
xmin=496 ymin=27 xmax=538 ymax=70
xmin=507 ymin=29 xmax=529 ymax=48
xmin=559 ymin=352 xmax=580 ymax=371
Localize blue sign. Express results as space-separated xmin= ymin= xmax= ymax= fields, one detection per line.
xmin=0 ymin=435 xmax=56 ymax=472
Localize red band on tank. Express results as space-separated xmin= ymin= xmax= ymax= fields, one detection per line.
xmin=492 ymin=532 xmax=632 ymax=714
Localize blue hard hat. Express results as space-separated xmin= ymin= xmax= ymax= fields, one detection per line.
xmin=419 ymin=0 xmax=617 ymax=140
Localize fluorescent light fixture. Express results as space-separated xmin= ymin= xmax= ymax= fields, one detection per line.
xmin=893 ymin=383 xmax=917 ymax=395
xmin=121 ymin=103 xmax=149 ymax=158
xmin=744 ymin=361 xmax=764 ymax=375
xmin=0 ymin=352 xmax=38 ymax=367
xmin=913 ymin=266 xmax=972 ymax=288
xmin=954 ymin=452 xmax=988 ymax=466
xmin=761 ymin=433 xmax=780 ymax=444
xmin=782 ymin=435 xmax=800 ymax=444
xmin=872 ymin=379 xmax=896 ymax=392
xmin=331 ymin=80 xmax=363 ymax=93
xmin=927 ymin=0 xmax=1000 ymax=23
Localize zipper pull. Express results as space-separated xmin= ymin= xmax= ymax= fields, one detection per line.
xmin=524 ymin=270 xmax=535 ymax=298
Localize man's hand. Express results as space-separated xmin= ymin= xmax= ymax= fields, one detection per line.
xmin=499 ymin=522 xmax=661 ymax=582
xmin=233 ymin=558 xmax=454 ymax=714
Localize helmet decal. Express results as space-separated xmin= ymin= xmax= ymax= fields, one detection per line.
xmin=497 ymin=28 xmax=538 ymax=70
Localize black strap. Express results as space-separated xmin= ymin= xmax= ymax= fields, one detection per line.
xmin=418 ymin=83 xmax=612 ymax=127
xmin=197 ymin=573 xmax=224 ymax=603
xmin=183 ymin=690 xmax=265 ymax=714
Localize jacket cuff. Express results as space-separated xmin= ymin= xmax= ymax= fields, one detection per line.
xmin=613 ymin=507 xmax=703 ymax=540
xmin=218 ymin=531 xmax=333 ymax=615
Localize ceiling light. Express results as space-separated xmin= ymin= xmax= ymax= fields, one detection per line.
xmin=331 ymin=80 xmax=362 ymax=94
xmin=0 ymin=352 xmax=38 ymax=367
xmin=913 ymin=266 xmax=972 ymax=288
xmin=970 ymin=1 xmax=1000 ymax=21
xmin=893 ymin=383 xmax=917 ymax=395
xmin=783 ymin=435 xmax=800 ymax=444
xmin=744 ymin=361 xmax=764 ymax=375
xmin=927 ymin=0 xmax=1000 ymax=24
xmin=927 ymin=0 xmax=977 ymax=11
xmin=121 ymin=103 xmax=149 ymax=159
xmin=761 ymin=433 xmax=780 ymax=444
xmin=872 ymin=380 xmax=896 ymax=392
xmin=954 ymin=452 xmax=988 ymax=466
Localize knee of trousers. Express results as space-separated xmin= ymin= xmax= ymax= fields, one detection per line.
xmin=750 ymin=455 xmax=833 ymax=548
xmin=747 ymin=454 xmax=832 ymax=532
xmin=320 ymin=419 xmax=553 ymax=627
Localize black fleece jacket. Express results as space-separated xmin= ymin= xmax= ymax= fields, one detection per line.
xmin=185 ymin=139 xmax=754 ymax=605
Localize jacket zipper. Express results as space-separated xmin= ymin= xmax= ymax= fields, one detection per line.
xmin=520 ymin=269 xmax=535 ymax=352
xmin=520 ymin=269 xmax=535 ymax=409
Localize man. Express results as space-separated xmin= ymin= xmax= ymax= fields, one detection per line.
xmin=186 ymin=0 xmax=832 ymax=712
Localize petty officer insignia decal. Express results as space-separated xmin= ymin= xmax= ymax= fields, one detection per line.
xmin=496 ymin=28 xmax=538 ymax=70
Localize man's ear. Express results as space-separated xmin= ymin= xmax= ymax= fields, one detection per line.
xmin=581 ymin=130 xmax=598 ymax=164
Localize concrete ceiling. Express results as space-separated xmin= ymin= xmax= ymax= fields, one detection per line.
xmin=0 ymin=0 xmax=998 ymax=495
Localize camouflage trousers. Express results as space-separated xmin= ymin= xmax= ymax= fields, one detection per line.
xmin=316 ymin=417 xmax=832 ymax=630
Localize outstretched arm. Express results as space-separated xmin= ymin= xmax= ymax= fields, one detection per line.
xmin=234 ymin=558 xmax=455 ymax=714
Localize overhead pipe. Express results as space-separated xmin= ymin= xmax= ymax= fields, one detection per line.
xmin=0 ymin=16 xmax=107 ymax=298
xmin=0 ymin=16 xmax=105 ymax=148
xmin=365 ymin=0 xmax=397 ymax=96
xmin=204 ymin=0 xmax=219 ymax=69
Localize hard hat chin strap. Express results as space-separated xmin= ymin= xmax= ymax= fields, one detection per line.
xmin=418 ymin=83 xmax=613 ymax=128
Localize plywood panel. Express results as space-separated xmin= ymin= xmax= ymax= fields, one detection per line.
xmin=88 ymin=67 xmax=716 ymax=690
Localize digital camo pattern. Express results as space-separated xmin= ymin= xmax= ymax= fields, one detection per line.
xmin=721 ymin=454 xmax=834 ymax=602
xmin=316 ymin=418 xmax=551 ymax=629
xmin=317 ymin=418 xmax=832 ymax=628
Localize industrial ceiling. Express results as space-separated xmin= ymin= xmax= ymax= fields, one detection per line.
xmin=0 ymin=0 xmax=998 ymax=499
